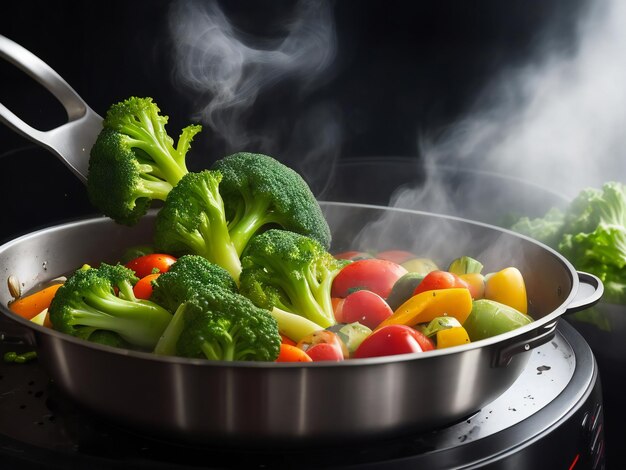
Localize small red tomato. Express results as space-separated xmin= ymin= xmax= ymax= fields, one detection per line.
xmin=412 ymin=270 xmax=469 ymax=296
xmin=376 ymin=250 xmax=416 ymax=264
xmin=125 ymin=254 xmax=177 ymax=278
xmin=338 ymin=290 xmax=393 ymax=329
xmin=296 ymin=330 xmax=347 ymax=361
xmin=133 ymin=273 xmax=160 ymax=300
xmin=306 ymin=343 xmax=344 ymax=361
xmin=353 ymin=324 xmax=434 ymax=359
xmin=331 ymin=259 xmax=408 ymax=299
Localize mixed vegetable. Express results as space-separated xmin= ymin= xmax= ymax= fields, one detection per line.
xmin=6 ymin=96 xmax=536 ymax=363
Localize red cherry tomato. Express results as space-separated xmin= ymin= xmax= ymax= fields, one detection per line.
xmin=296 ymin=330 xmax=347 ymax=361
xmin=353 ymin=324 xmax=434 ymax=359
xmin=125 ymin=254 xmax=177 ymax=278
xmin=331 ymin=259 xmax=408 ymax=299
xmin=376 ymin=250 xmax=415 ymax=264
xmin=338 ymin=290 xmax=393 ymax=329
xmin=306 ymin=343 xmax=344 ymax=361
xmin=133 ymin=273 xmax=160 ymax=300
xmin=412 ymin=270 xmax=469 ymax=296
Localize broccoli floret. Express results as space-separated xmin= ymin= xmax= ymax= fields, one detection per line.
xmin=151 ymin=254 xmax=238 ymax=313
xmin=154 ymin=170 xmax=242 ymax=282
xmin=239 ymin=229 xmax=349 ymax=328
xmin=88 ymin=97 xmax=201 ymax=225
xmin=211 ymin=152 xmax=331 ymax=255
xmin=48 ymin=263 xmax=173 ymax=349
xmin=155 ymin=288 xmax=281 ymax=362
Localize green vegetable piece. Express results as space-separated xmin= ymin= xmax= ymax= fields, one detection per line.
xmin=154 ymin=170 xmax=242 ymax=282
xmin=386 ymin=272 xmax=426 ymax=311
xmin=174 ymin=288 xmax=281 ymax=362
xmin=240 ymin=229 xmax=349 ymax=329
xmin=151 ymin=254 xmax=238 ymax=313
xmin=328 ymin=322 xmax=372 ymax=355
xmin=3 ymin=351 xmax=17 ymax=362
xmin=420 ymin=316 xmax=463 ymax=338
xmin=463 ymin=299 xmax=533 ymax=341
xmin=88 ymin=97 xmax=201 ymax=225
xmin=211 ymin=152 xmax=331 ymax=254
xmin=448 ymin=256 xmax=484 ymax=275
xmin=48 ymin=263 xmax=173 ymax=349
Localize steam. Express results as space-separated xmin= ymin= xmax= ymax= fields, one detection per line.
xmin=392 ymin=0 xmax=626 ymax=222
xmin=168 ymin=0 xmax=340 ymax=188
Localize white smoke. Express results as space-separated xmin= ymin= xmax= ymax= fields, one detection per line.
xmin=415 ymin=0 xmax=626 ymax=202
xmin=168 ymin=0 xmax=339 ymax=182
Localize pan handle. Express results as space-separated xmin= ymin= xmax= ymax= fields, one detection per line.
xmin=493 ymin=272 xmax=603 ymax=367
xmin=563 ymin=271 xmax=604 ymax=314
xmin=0 ymin=35 xmax=102 ymax=184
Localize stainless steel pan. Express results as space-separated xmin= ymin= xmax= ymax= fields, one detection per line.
xmin=0 ymin=36 xmax=603 ymax=446
xmin=0 ymin=203 xmax=602 ymax=445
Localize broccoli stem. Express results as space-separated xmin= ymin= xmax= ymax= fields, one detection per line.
xmin=122 ymin=127 xmax=187 ymax=185
xmin=71 ymin=291 xmax=172 ymax=348
xmin=228 ymin=197 xmax=285 ymax=255
xmin=270 ymin=307 xmax=323 ymax=342
xmin=153 ymin=303 xmax=187 ymax=355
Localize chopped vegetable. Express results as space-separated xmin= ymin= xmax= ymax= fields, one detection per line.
xmin=154 ymin=170 xmax=242 ymax=282
xmin=447 ymin=256 xmax=484 ymax=275
xmin=9 ymin=283 xmax=62 ymax=320
xmin=87 ymin=97 xmax=201 ymax=225
xmin=377 ymin=288 xmax=473 ymax=330
xmin=412 ymin=270 xmax=469 ymax=296
xmin=335 ymin=289 xmax=393 ymax=329
xmin=327 ymin=322 xmax=372 ymax=356
xmin=463 ymin=299 xmax=533 ymax=341
xmin=240 ymin=229 xmax=348 ymax=328
xmin=151 ymin=254 xmax=238 ymax=313
xmin=386 ymin=272 xmax=426 ymax=311
xmin=353 ymin=324 xmax=434 ymax=359
xmin=211 ymin=152 xmax=331 ymax=254
xmin=483 ymin=267 xmax=528 ymax=314
xmin=276 ymin=343 xmax=313 ymax=362
xmin=125 ymin=253 xmax=177 ymax=278
xmin=161 ymin=288 xmax=281 ymax=362
xmin=296 ymin=330 xmax=347 ymax=361
xmin=48 ymin=263 xmax=172 ymax=349
xmin=331 ymin=258 xmax=408 ymax=299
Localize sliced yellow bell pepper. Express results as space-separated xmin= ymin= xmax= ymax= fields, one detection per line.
xmin=484 ymin=267 xmax=528 ymax=314
xmin=376 ymin=287 xmax=473 ymax=330
xmin=436 ymin=326 xmax=471 ymax=349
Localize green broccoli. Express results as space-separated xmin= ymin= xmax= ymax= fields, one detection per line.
xmin=151 ymin=254 xmax=238 ymax=313
xmin=211 ymin=152 xmax=331 ymax=254
xmin=88 ymin=97 xmax=201 ymax=225
xmin=48 ymin=263 xmax=173 ymax=349
xmin=239 ymin=229 xmax=349 ymax=329
xmin=153 ymin=170 xmax=242 ymax=282
xmin=154 ymin=288 xmax=281 ymax=362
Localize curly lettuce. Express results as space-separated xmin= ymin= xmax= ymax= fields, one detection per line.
xmin=511 ymin=181 xmax=626 ymax=304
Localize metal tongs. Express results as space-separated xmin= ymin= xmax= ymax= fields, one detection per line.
xmin=0 ymin=35 xmax=102 ymax=184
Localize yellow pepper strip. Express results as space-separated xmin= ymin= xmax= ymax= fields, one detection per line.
xmin=376 ymin=288 xmax=473 ymax=330
xmin=436 ymin=326 xmax=471 ymax=349
xmin=484 ymin=267 xmax=528 ymax=314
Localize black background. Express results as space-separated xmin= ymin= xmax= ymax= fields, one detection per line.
xmin=0 ymin=0 xmax=586 ymax=239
